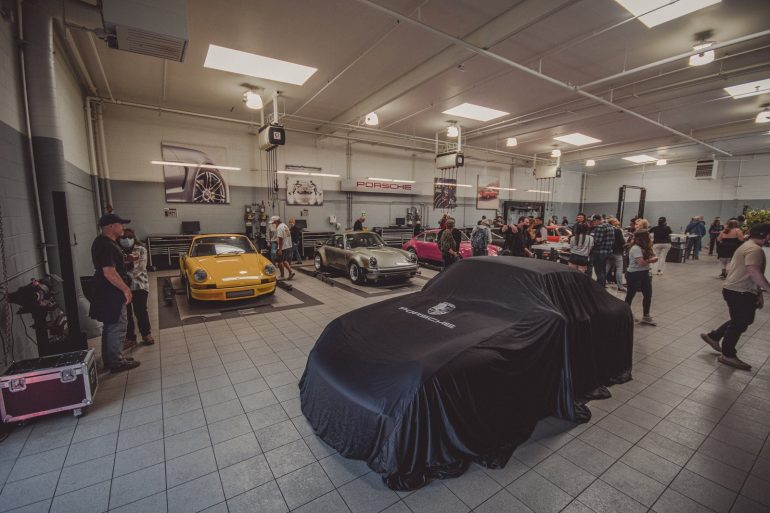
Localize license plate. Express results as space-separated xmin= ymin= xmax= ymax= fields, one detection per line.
xmin=226 ymin=289 xmax=254 ymax=299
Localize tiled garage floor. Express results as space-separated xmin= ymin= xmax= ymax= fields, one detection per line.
xmin=0 ymin=257 xmax=769 ymax=513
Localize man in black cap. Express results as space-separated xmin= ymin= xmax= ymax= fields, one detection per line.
xmin=90 ymin=213 xmax=140 ymax=372
xmin=701 ymin=223 xmax=770 ymax=370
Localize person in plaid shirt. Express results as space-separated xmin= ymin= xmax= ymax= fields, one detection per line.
xmin=590 ymin=214 xmax=615 ymax=286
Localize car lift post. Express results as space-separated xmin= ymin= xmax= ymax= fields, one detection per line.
xmin=616 ymin=185 xmax=646 ymax=227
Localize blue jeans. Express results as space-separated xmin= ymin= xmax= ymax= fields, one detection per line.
xmin=686 ymin=237 xmax=702 ymax=259
xmin=606 ymin=253 xmax=624 ymax=287
xmin=102 ymin=304 xmax=127 ymax=368
xmin=591 ymin=252 xmax=609 ymax=286
xmin=290 ymin=244 xmax=302 ymax=263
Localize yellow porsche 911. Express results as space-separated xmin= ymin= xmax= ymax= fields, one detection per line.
xmin=180 ymin=234 xmax=277 ymax=301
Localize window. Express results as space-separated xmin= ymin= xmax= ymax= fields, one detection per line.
xmin=191 ymin=236 xmax=255 ymax=256
xmin=424 ymin=232 xmax=437 ymax=243
xmin=333 ymin=235 xmax=344 ymax=249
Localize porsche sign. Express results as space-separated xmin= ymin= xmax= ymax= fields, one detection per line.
xmin=341 ymin=179 xmax=418 ymax=195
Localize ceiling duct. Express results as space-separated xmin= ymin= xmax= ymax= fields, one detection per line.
xmin=102 ymin=0 xmax=188 ymax=62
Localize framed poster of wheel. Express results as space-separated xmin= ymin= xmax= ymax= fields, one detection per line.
xmin=161 ymin=142 xmax=231 ymax=204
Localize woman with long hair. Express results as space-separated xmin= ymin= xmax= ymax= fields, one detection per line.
xmin=649 ymin=217 xmax=672 ymax=274
xmin=708 ymin=217 xmax=723 ymax=255
xmin=716 ymin=219 xmax=745 ymax=278
xmin=566 ymin=222 xmax=594 ymax=273
xmin=119 ymin=228 xmax=154 ymax=346
xmin=625 ymin=229 xmax=658 ymax=325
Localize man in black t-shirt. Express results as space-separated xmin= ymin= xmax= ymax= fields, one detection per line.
xmin=353 ymin=215 xmax=366 ymax=231
xmin=90 ymin=213 xmax=140 ymax=373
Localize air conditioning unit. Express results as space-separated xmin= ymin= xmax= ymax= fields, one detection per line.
xmin=435 ymin=151 xmax=464 ymax=170
xmin=533 ymin=164 xmax=561 ymax=179
xmin=695 ymin=159 xmax=718 ymax=180
xmin=259 ymin=124 xmax=286 ymax=151
xmin=102 ymin=0 xmax=188 ymax=62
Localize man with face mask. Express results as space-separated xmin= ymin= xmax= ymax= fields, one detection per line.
xmin=90 ymin=213 xmax=140 ymax=373
xmin=119 ymin=228 xmax=154 ymax=348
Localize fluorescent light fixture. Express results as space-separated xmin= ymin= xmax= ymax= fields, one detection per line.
xmin=364 ymin=112 xmax=379 ymax=126
xmin=435 ymin=182 xmax=472 ymax=188
xmin=505 ymin=137 xmax=518 ymax=147
xmin=756 ymin=110 xmax=770 ymax=123
xmin=488 ymin=187 xmax=517 ymax=191
xmin=613 ymin=0 xmax=721 ymax=28
xmin=622 ymin=154 xmax=658 ymax=163
xmin=656 ymin=159 xmax=668 ymax=166
xmin=204 ymin=44 xmax=317 ymax=85
xmin=151 ymin=160 xmax=241 ymax=171
xmin=553 ymin=133 xmax=602 ymax=146
xmin=688 ymin=42 xmax=714 ymax=66
xmin=446 ymin=125 xmax=459 ymax=138
xmin=310 ymin=173 xmax=340 ymax=178
xmin=442 ymin=103 xmax=509 ymax=122
xmin=367 ymin=177 xmax=416 ymax=183
xmin=550 ymin=149 xmax=562 ymax=157
xmin=527 ymin=189 xmax=552 ymax=194
xmin=243 ymin=91 xmax=263 ymax=109
xmin=723 ymin=78 xmax=770 ymax=99
xmin=585 ymin=159 xmax=596 ymax=167
xmin=277 ymin=170 xmax=309 ymax=176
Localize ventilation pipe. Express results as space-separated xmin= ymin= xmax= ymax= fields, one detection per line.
xmin=21 ymin=0 xmax=101 ymax=278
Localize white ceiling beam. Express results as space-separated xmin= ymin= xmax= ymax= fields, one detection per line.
xmin=353 ymin=0 xmax=733 ymax=157
xmin=321 ymin=0 xmax=575 ymax=130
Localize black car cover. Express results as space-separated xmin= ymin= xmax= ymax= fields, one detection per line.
xmin=299 ymin=257 xmax=633 ymax=490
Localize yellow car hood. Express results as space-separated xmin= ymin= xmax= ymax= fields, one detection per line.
xmin=189 ymin=253 xmax=269 ymax=287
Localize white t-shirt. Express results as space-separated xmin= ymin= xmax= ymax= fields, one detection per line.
xmin=627 ymin=245 xmax=649 ymax=272
xmin=276 ymin=223 xmax=292 ymax=250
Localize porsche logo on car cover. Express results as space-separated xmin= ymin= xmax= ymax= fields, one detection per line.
xmin=427 ymin=302 xmax=455 ymax=316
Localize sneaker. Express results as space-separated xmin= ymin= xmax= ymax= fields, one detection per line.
xmin=700 ymin=333 xmax=721 ymax=353
xmin=640 ymin=316 xmax=657 ymax=326
xmin=142 ymin=335 xmax=155 ymax=345
xmin=718 ymin=355 xmax=752 ymax=371
xmin=617 ymin=286 xmax=627 ymax=292
xmin=288 ymin=272 xmax=296 ymax=280
xmin=109 ymin=360 xmax=141 ymax=373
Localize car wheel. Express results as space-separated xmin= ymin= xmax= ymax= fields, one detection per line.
xmin=191 ymin=169 xmax=227 ymax=203
xmin=314 ymin=253 xmax=325 ymax=271
xmin=185 ymin=281 xmax=197 ymax=305
xmin=349 ymin=263 xmax=364 ymax=284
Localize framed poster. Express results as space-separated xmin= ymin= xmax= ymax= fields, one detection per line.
xmin=286 ymin=177 xmax=324 ymax=205
xmin=433 ymin=178 xmax=457 ymax=210
xmin=161 ymin=143 xmax=230 ymax=204
xmin=477 ymin=175 xmax=500 ymax=210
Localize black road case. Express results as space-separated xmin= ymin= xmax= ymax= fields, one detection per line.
xmin=0 ymin=349 xmax=98 ymax=422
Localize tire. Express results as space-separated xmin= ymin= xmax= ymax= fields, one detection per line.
xmin=185 ymin=280 xmax=198 ymax=305
xmin=314 ymin=253 xmax=326 ymax=271
xmin=349 ymin=263 xmax=364 ymax=284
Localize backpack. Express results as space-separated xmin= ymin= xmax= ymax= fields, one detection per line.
xmin=471 ymin=227 xmax=488 ymax=252
xmin=440 ymin=229 xmax=457 ymax=253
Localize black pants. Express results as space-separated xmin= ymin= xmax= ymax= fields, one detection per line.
xmin=709 ymin=289 xmax=758 ymax=358
xmin=442 ymin=252 xmax=457 ymax=269
xmin=708 ymin=236 xmax=717 ymax=255
xmin=126 ymin=289 xmax=151 ymax=340
xmin=625 ymin=270 xmax=652 ymax=316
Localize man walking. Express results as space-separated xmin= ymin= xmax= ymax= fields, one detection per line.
xmin=685 ymin=216 xmax=707 ymax=259
xmin=590 ymin=214 xmax=615 ymax=286
xmin=90 ymin=213 xmax=140 ymax=373
xmin=701 ymin=223 xmax=770 ymax=370
xmin=272 ymin=216 xmax=295 ymax=280
xmin=288 ymin=218 xmax=303 ymax=264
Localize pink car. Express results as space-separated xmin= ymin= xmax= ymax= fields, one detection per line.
xmin=402 ymin=229 xmax=499 ymax=263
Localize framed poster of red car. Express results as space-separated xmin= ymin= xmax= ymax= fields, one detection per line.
xmin=477 ymin=175 xmax=500 ymax=210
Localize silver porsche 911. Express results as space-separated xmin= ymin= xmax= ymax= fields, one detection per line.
xmin=314 ymin=232 xmax=419 ymax=284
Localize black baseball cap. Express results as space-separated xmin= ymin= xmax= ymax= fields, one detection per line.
xmin=98 ymin=213 xmax=131 ymax=227
xmin=749 ymin=223 xmax=770 ymax=239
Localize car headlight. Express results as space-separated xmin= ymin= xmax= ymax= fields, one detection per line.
xmin=369 ymin=256 xmax=377 ymax=267
xmin=264 ymin=264 xmax=276 ymax=276
xmin=193 ymin=269 xmax=207 ymax=282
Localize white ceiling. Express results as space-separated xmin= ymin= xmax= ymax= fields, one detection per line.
xmin=71 ymin=0 xmax=770 ymax=171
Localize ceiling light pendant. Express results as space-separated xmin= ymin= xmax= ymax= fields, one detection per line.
xmin=243 ymin=91 xmax=263 ymax=109
xmin=585 ymin=159 xmax=596 ymax=167
xmin=364 ymin=112 xmax=379 ymax=126
xmin=689 ymin=42 xmax=715 ymax=66
xmin=505 ymin=137 xmax=518 ymax=147
xmin=551 ymin=148 xmax=561 ymax=158
xmin=756 ymin=107 xmax=770 ymax=124
xmin=656 ymin=159 xmax=668 ymax=166
xmin=447 ymin=125 xmax=459 ymax=138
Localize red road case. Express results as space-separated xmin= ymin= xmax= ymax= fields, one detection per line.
xmin=0 ymin=349 xmax=98 ymax=422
